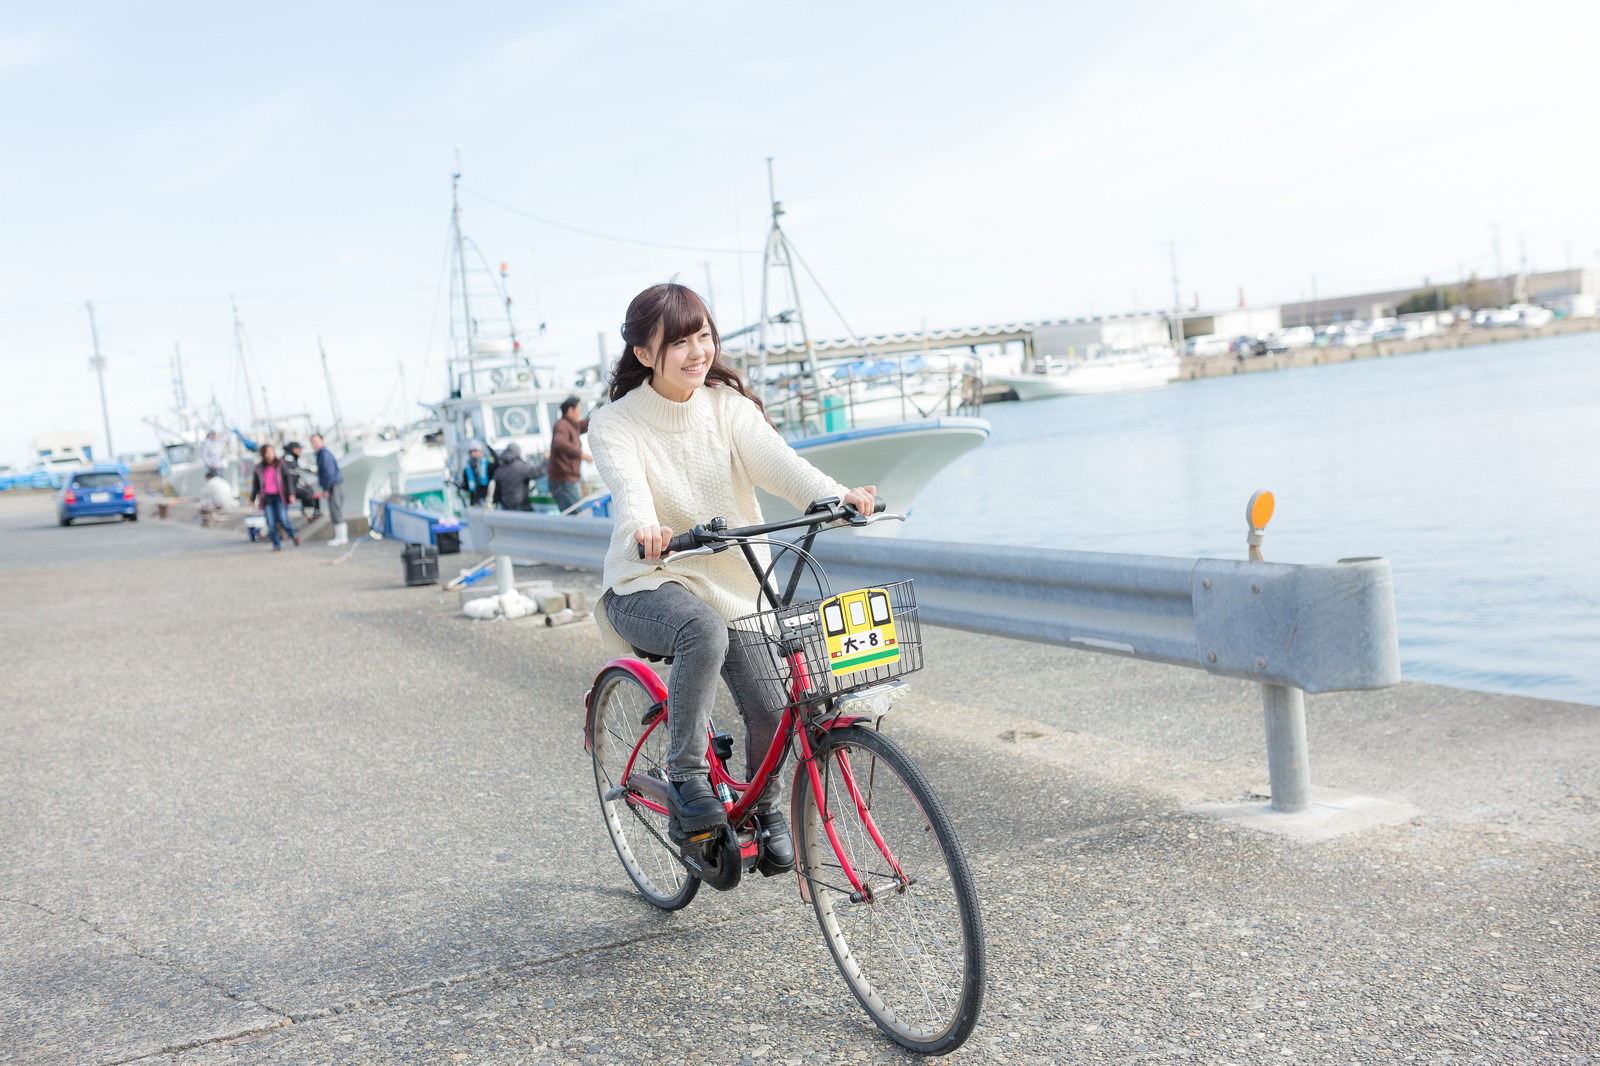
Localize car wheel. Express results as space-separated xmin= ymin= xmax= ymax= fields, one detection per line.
xmin=59 ymin=516 xmax=71 ymax=527
xmin=129 ymin=512 xmax=138 ymax=522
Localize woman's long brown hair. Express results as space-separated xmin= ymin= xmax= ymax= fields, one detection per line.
xmin=609 ymin=283 xmax=765 ymax=413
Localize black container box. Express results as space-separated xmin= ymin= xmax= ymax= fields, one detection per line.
xmin=402 ymin=542 xmax=439 ymax=586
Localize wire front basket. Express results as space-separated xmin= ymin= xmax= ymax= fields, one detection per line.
xmin=730 ymin=580 xmax=922 ymax=701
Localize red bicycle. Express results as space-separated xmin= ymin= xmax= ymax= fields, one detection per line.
xmin=583 ymin=498 xmax=985 ymax=1054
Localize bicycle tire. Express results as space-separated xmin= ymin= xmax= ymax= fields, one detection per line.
xmin=589 ymin=666 xmax=700 ymax=910
xmin=794 ymin=725 xmax=985 ymax=1053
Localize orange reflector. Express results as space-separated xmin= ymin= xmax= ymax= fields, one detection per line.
xmin=1247 ymin=490 xmax=1275 ymax=531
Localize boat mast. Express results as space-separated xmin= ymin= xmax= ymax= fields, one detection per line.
xmin=757 ymin=158 xmax=822 ymax=406
xmin=318 ymin=336 xmax=347 ymax=447
xmin=171 ymin=342 xmax=189 ymax=415
xmin=451 ymin=155 xmax=477 ymax=395
xmin=231 ymin=295 xmax=261 ymax=431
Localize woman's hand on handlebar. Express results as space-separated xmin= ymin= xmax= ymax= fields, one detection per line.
xmin=842 ymin=485 xmax=878 ymax=516
xmin=634 ymin=524 xmax=674 ymax=561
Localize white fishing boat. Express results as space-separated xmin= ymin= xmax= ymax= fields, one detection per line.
xmin=726 ymin=166 xmax=990 ymax=534
xmin=991 ymin=346 xmax=1181 ymax=400
xmin=337 ymin=421 xmax=451 ymax=514
xmin=419 ymin=171 xmax=604 ymax=518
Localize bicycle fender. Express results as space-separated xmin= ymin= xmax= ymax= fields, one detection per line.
xmin=598 ymin=658 xmax=669 ymax=701
xmin=584 ymin=658 xmax=669 ymax=753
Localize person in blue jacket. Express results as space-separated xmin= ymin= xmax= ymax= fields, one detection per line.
xmin=460 ymin=444 xmax=496 ymax=506
xmin=309 ymin=433 xmax=347 ymax=546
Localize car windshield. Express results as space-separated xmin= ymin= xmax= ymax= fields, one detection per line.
xmin=73 ymin=472 xmax=123 ymax=489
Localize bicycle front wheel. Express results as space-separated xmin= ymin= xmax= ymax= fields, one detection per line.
xmin=794 ymin=725 xmax=985 ymax=1054
xmin=589 ymin=666 xmax=699 ymax=910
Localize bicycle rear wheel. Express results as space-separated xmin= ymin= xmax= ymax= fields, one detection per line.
xmin=589 ymin=666 xmax=699 ymax=910
xmin=794 ymin=725 xmax=985 ymax=1053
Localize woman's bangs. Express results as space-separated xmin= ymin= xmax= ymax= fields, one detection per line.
xmin=660 ymin=286 xmax=710 ymax=345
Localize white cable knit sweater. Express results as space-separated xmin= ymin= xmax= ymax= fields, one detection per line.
xmin=589 ymin=382 xmax=848 ymax=645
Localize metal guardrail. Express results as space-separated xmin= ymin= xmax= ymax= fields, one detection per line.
xmin=461 ymin=508 xmax=1400 ymax=813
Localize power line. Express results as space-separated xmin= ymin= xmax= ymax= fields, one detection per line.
xmin=463 ymin=187 xmax=756 ymax=257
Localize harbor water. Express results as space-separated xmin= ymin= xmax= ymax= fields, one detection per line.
xmin=911 ymin=331 xmax=1600 ymax=706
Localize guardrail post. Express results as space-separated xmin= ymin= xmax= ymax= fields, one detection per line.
xmin=495 ymin=554 xmax=515 ymax=596
xmin=1261 ymin=683 xmax=1311 ymax=812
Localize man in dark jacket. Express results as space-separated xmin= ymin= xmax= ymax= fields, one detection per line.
xmin=282 ymin=441 xmax=321 ymax=519
xmin=489 ymin=442 xmax=541 ymax=511
xmin=547 ymin=396 xmax=591 ymax=513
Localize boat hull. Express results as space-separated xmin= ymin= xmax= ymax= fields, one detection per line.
xmin=756 ymin=416 xmax=990 ymax=536
xmin=992 ymin=359 xmax=1180 ymax=400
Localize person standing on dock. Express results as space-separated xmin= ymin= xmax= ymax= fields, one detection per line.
xmin=310 ymin=433 xmax=347 ymax=546
xmin=282 ymin=441 xmax=321 ymax=520
xmin=488 ymin=442 xmax=540 ymax=511
xmin=199 ymin=431 xmax=224 ymax=478
xmin=249 ymin=444 xmax=299 ymax=551
xmin=548 ymin=396 xmax=591 ymax=514
xmin=460 ymin=444 xmax=496 ymax=506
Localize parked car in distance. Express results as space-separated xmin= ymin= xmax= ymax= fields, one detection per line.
xmin=1182 ymin=334 xmax=1231 ymax=357
xmin=1474 ymin=307 xmax=1522 ymax=328
xmin=1512 ymin=304 xmax=1554 ymax=328
xmin=1263 ymin=326 xmax=1315 ymax=353
xmin=58 ymin=464 xmax=138 ymax=526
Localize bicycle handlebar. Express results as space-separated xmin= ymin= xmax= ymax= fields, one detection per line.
xmin=635 ymin=496 xmax=892 ymax=559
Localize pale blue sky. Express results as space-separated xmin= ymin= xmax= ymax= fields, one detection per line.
xmin=3 ymin=0 xmax=1596 ymax=465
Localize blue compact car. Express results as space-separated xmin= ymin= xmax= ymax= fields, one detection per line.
xmin=58 ymin=465 xmax=138 ymax=526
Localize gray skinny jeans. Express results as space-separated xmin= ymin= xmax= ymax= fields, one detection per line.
xmin=603 ymin=582 xmax=786 ymax=798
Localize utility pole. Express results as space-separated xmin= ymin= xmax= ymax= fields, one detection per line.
xmin=1310 ymin=275 xmax=1319 ymax=328
xmin=85 ymin=301 xmax=114 ymax=461
xmin=1168 ymin=241 xmax=1183 ymax=349
xmin=1492 ymin=222 xmax=1504 ymax=306
xmin=1518 ymin=231 xmax=1528 ymax=304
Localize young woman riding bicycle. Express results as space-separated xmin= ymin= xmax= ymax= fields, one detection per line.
xmin=588 ymin=282 xmax=877 ymax=869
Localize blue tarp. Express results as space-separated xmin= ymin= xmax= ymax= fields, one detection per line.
xmin=0 ymin=469 xmax=63 ymax=491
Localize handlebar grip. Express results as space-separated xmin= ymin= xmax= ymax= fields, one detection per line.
xmin=665 ymin=530 xmax=701 ymax=554
xmin=634 ymin=528 xmax=707 ymax=558
xmin=871 ymin=495 xmax=886 ymax=514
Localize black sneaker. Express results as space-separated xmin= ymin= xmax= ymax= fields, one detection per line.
xmin=667 ymin=776 xmax=727 ymax=843
xmin=753 ymin=807 xmax=794 ymax=875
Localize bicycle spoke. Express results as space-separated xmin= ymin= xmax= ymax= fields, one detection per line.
xmin=796 ymin=726 xmax=984 ymax=1053
xmin=589 ymin=668 xmax=699 ymax=910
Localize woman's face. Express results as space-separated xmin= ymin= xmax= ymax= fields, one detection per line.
xmin=637 ymin=319 xmax=715 ymax=403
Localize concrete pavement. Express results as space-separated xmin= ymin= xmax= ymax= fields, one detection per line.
xmin=1 ymin=491 xmax=1596 ymax=1065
